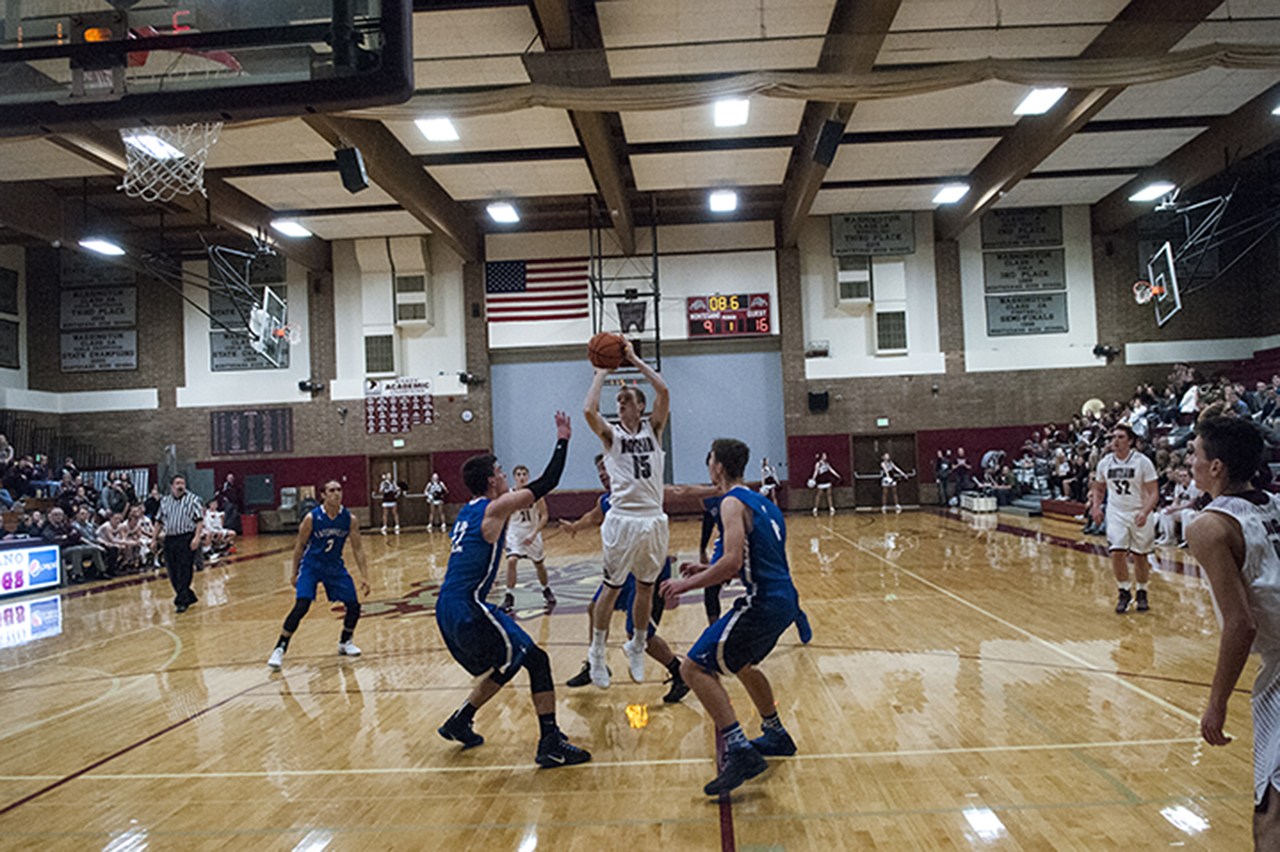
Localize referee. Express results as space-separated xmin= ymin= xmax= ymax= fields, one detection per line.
xmin=155 ymin=474 xmax=204 ymax=613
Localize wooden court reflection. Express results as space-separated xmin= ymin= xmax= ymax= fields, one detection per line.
xmin=0 ymin=509 xmax=1255 ymax=849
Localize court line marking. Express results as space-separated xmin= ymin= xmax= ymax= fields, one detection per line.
xmin=831 ymin=528 xmax=1204 ymax=725
xmin=0 ymin=735 xmax=1202 ymax=782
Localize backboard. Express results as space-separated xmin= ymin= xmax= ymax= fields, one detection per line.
xmin=1147 ymin=241 xmax=1182 ymax=327
xmin=0 ymin=1 xmax=411 ymax=135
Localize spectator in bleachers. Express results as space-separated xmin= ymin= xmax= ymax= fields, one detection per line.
xmin=0 ymin=434 xmax=12 ymax=467
xmin=1068 ymin=451 xmax=1090 ymax=502
xmin=71 ymin=506 xmax=114 ymax=576
xmin=201 ymin=497 xmax=236 ymax=561
xmin=60 ymin=456 xmax=78 ymax=481
xmin=144 ymin=483 xmax=162 ymax=519
xmin=118 ymin=473 xmax=137 ymax=506
xmin=97 ymin=511 xmax=128 ymax=571
xmin=0 ymin=483 xmax=13 ymax=511
xmin=1156 ymin=466 xmax=1200 ymax=548
xmin=988 ymin=465 xmax=1017 ymax=506
xmin=42 ymin=507 xmax=107 ymax=582
xmin=98 ymin=476 xmax=128 ymax=519
xmin=217 ymin=474 xmax=242 ymax=534
xmin=4 ymin=457 xmax=30 ymax=499
xmin=8 ymin=509 xmax=44 ymax=539
xmin=952 ymin=448 xmax=974 ymax=493
xmin=124 ymin=505 xmax=156 ymax=570
xmin=934 ymin=450 xmax=952 ymax=506
xmin=1048 ymin=449 xmax=1070 ymax=498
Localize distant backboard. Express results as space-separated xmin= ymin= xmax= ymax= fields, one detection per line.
xmin=0 ymin=1 xmax=411 ymax=135
xmin=1147 ymin=241 xmax=1182 ymax=327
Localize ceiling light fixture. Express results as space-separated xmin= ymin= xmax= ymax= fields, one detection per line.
xmin=1014 ymin=87 xmax=1067 ymax=115
xmin=78 ymin=238 xmax=125 ymax=256
xmin=121 ymin=133 xmax=183 ymax=160
xmin=415 ymin=117 xmax=459 ymax=142
xmin=271 ymin=220 xmax=313 ymax=238
xmin=1128 ymin=181 xmax=1176 ymax=202
xmin=708 ymin=190 xmax=738 ymax=212
xmin=487 ymin=202 xmax=520 ymax=223
xmin=713 ymin=99 xmax=750 ymax=127
xmin=933 ymin=183 xmax=969 ymax=205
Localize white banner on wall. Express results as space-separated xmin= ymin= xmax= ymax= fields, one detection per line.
xmin=60 ymin=250 xmax=136 ymax=287
xmin=60 ymin=287 xmax=137 ymax=329
xmin=982 ymin=249 xmax=1066 ymax=293
xmin=980 ymin=207 xmax=1062 ymax=249
xmin=829 ymin=212 xmax=915 ymax=256
xmin=985 ymin=293 xmax=1069 ymax=336
xmin=60 ymin=330 xmax=137 ymax=372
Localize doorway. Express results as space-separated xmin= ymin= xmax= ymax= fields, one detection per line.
xmin=369 ymin=455 xmax=432 ymax=528
xmin=852 ymin=434 xmax=918 ymax=509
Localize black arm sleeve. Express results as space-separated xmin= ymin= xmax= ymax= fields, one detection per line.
xmin=699 ymin=509 xmax=716 ymax=552
xmin=526 ymin=438 xmax=569 ymax=501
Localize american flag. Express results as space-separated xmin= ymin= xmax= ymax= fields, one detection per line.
xmin=485 ymin=257 xmax=590 ymax=323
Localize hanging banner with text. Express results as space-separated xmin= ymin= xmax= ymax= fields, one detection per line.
xmin=982 ymin=249 xmax=1066 ymax=293
xmin=60 ymin=330 xmax=137 ymax=372
xmin=365 ymin=378 xmax=434 ymax=434
xmin=985 ymin=293 xmax=1069 ymax=336
xmin=980 ymin=207 xmax=1062 ymax=249
xmin=829 ymin=212 xmax=916 ymax=256
xmin=210 ymin=408 xmax=294 ymax=455
xmin=60 ymin=287 xmax=137 ymax=329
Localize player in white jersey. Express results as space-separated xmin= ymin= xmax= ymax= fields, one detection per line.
xmin=583 ymin=337 xmax=670 ymax=688
xmin=1155 ymin=465 xmax=1200 ymax=547
xmin=499 ymin=465 xmax=554 ymax=613
xmin=1186 ymin=411 xmax=1280 ymax=850
xmin=1087 ymin=424 xmax=1159 ymax=613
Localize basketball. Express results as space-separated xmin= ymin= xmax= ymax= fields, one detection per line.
xmin=587 ymin=332 xmax=626 ymax=369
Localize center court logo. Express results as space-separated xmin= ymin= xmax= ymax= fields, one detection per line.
xmin=337 ymin=561 xmax=609 ymax=620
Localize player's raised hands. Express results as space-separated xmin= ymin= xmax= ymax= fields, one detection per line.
xmin=554 ymin=410 xmax=571 ymax=440
xmin=679 ymin=561 xmax=708 ymax=578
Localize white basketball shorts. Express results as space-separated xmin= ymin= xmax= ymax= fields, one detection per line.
xmin=505 ymin=527 xmax=545 ymax=562
xmin=601 ymin=511 xmax=669 ymax=586
xmin=1106 ymin=509 xmax=1155 ymax=554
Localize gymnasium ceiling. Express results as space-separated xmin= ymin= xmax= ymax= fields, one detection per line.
xmin=2 ymin=0 xmax=1280 ymax=270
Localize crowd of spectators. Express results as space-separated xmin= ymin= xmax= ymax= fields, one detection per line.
xmin=937 ymin=363 xmax=1280 ymax=540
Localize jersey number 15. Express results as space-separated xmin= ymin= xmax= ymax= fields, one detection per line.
xmin=633 ymin=455 xmax=652 ymax=479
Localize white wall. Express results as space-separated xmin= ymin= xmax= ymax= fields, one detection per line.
xmin=0 ymin=387 xmax=158 ymax=413
xmin=798 ymin=211 xmax=945 ymax=378
xmin=330 ymin=235 xmax=469 ymax=401
xmin=485 ymin=221 xmax=778 ymax=350
xmin=0 ymin=246 xmax=26 ymax=390
xmin=175 ymin=258 xmax=312 ymax=407
xmin=959 ymin=205 xmax=1101 ymax=373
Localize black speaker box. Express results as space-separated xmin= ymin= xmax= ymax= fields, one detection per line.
xmin=335 ymin=147 xmax=369 ymax=193
xmin=808 ymin=391 xmax=829 ymax=413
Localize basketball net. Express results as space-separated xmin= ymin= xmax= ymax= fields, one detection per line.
xmin=118 ymin=123 xmax=222 ymax=203
xmin=1132 ymin=279 xmax=1154 ymax=304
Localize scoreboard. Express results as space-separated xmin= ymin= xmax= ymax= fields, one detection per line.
xmin=686 ymin=293 xmax=771 ymax=338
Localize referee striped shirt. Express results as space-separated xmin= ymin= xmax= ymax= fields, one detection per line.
xmin=156 ymin=491 xmax=204 ymax=535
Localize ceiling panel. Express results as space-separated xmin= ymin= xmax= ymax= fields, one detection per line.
xmin=1094 ymin=68 xmax=1279 ymax=121
xmin=811 ymin=185 xmax=942 ymax=214
xmin=607 ymin=39 xmax=821 ymax=78
xmin=620 ymin=97 xmax=805 ymax=143
xmin=224 ymin=174 xmax=398 ymax=210
xmin=827 ymin=138 xmax=1000 ymax=181
xmin=413 ymin=7 xmax=537 ymax=58
xmin=890 ymin=0 xmax=1128 ymax=30
xmin=995 ymin=174 xmax=1136 ymax=208
xmin=386 ymin=109 xmax=580 ymax=155
xmin=1178 ymin=15 xmax=1280 ymax=48
xmin=598 ymin=0 xmax=836 ymax=47
xmin=413 ymin=55 xmax=531 ymax=88
xmin=295 ymin=211 xmax=430 ymax=240
xmin=877 ymin=25 xmax=1103 ymax=65
xmin=847 ymin=80 xmax=1028 ymax=132
xmin=207 ymin=119 xmax=336 ymax=169
xmin=630 ymin=149 xmax=791 ymax=191
xmin=427 ymin=161 xmax=597 ymax=200
xmin=0 ymin=139 xmax=110 ymax=180
xmin=1035 ymin=128 xmax=1203 ymax=172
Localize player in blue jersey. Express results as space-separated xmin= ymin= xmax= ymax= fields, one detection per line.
xmin=662 ymin=438 xmax=802 ymax=796
xmin=435 ymin=411 xmax=590 ymax=769
xmin=561 ymin=454 xmax=690 ymax=702
xmin=267 ymin=480 xmax=370 ymax=669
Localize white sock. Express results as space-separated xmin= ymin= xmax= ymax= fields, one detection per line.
xmin=541 ymin=583 xmax=550 ymax=592
xmin=1137 ymin=582 xmax=1148 ymax=592
xmin=590 ymin=629 xmax=608 ymax=652
xmin=506 ymin=585 xmax=515 ymax=595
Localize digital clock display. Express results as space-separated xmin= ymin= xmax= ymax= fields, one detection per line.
xmin=687 ymin=293 xmax=771 ymax=337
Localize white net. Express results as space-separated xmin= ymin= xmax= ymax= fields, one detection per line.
xmin=118 ymin=123 xmax=223 ymax=203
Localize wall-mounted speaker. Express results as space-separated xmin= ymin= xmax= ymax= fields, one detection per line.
xmin=812 ymin=119 xmax=843 ymax=168
xmin=808 ymin=391 xmax=829 ymax=413
xmin=335 ymin=147 xmax=368 ymax=193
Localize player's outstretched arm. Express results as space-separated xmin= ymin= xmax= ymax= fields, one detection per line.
xmin=662 ymin=497 xmax=746 ymax=600
xmin=1187 ymin=511 xmax=1256 ymax=746
xmin=483 ymin=412 xmax=571 ymax=541
xmin=561 ymin=502 xmax=605 ymax=537
xmin=290 ymin=512 xmax=313 ymax=586
xmin=348 ymin=522 xmax=371 ymax=597
xmin=623 ymin=338 xmax=670 ymax=435
xmin=583 ymin=368 xmax=613 ymax=447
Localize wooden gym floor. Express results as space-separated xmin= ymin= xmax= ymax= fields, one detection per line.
xmin=0 ymin=508 xmax=1255 ymax=850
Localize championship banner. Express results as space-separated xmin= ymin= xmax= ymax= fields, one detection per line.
xmin=365 ymin=378 xmax=434 ymax=434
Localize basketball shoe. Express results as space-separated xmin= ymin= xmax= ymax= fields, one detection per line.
xmin=703 ymin=746 xmax=767 ymax=796
xmin=751 ymin=727 xmax=797 ymax=756
xmin=338 ymin=640 xmax=362 ymax=656
xmin=588 ymin=644 xmax=610 ymax=688
xmin=267 ymin=646 xmax=285 ymax=669
xmin=438 ymin=712 xmax=484 ymax=749
xmin=623 ymin=637 xmax=646 ymax=682
xmin=1135 ymin=589 xmax=1150 ymax=612
xmin=1115 ymin=588 xmax=1132 ymax=614
xmin=536 ymin=732 xmax=592 ymax=769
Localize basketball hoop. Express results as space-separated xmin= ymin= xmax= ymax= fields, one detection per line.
xmin=275 ymin=323 xmax=302 ymax=346
xmin=1132 ymin=279 xmax=1154 ymax=305
xmin=118 ymin=122 xmax=222 ymax=203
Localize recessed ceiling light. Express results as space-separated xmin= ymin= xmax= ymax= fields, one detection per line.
xmin=1272 ymin=104 xmax=1280 ymax=115
xmin=415 ymin=118 xmax=459 ymax=142
xmin=1014 ymin=87 xmax=1067 ymax=115
xmin=1128 ymin=181 xmax=1176 ymax=202
xmin=933 ymin=183 xmax=969 ymax=205
xmin=271 ymin=220 xmax=312 ymax=238
xmin=708 ymin=190 xmax=738 ymax=212
xmin=121 ymin=133 xmax=183 ymax=159
xmin=487 ymin=202 xmax=520 ymax=223
xmin=713 ymin=99 xmax=750 ymax=127
xmin=78 ymin=238 xmax=125 ymax=256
